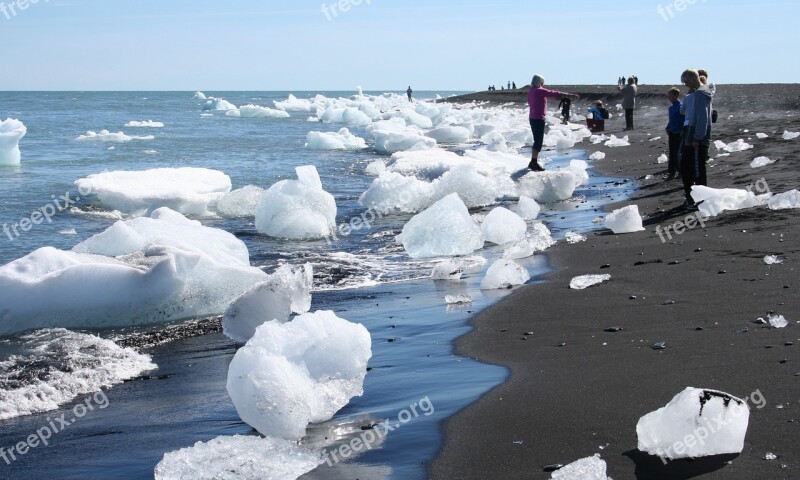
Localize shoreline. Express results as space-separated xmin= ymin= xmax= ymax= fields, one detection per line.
xmin=432 ymin=84 xmax=800 ymax=479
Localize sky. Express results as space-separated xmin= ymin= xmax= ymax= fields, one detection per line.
xmin=1 ymin=0 xmax=798 ymax=91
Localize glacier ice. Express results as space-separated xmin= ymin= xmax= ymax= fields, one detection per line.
xmin=750 ymin=156 xmax=775 ymax=168
xmin=565 ymin=231 xmax=587 ymax=244
xmin=657 ymin=154 xmax=668 ymax=164
xmin=763 ymin=255 xmax=783 ymax=265
xmin=767 ymin=189 xmax=800 ymax=209
xmin=255 ymin=166 xmax=337 ymax=240
xmin=359 ymin=171 xmax=435 ymax=214
xmin=202 ymin=97 xmax=237 ymax=111
xmin=516 ymin=195 xmax=541 ymax=220
xmin=226 ymin=104 xmax=290 ymax=118
xmin=480 ymin=259 xmax=530 ymax=289
xmin=273 ymin=94 xmax=317 ymax=112
xmin=226 ymin=311 xmax=371 ymax=440
xmin=503 ymin=223 xmax=556 ymax=259
xmin=431 ymin=259 xmax=465 ymax=280
xmin=425 ymin=126 xmax=471 ymax=144
xmin=570 ymin=274 xmax=611 ymax=290
xmin=372 ymin=129 xmax=437 ymax=154
xmin=517 ymin=170 xmax=584 ymax=203
xmin=551 ymin=454 xmax=610 ymax=480
xmin=124 ymin=120 xmax=164 ymax=127
xmin=589 ymin=151 xmax=606 ymax=161
xmin=690 ymin=186 xmax=763 ymax=218
xmin=782 ymin=130 xmax=800 ymax=140
xmin=75 ymin=130 xmax=153 ymax=143
xmin=768 ymin=313 xmax=787 ymax=328
xmin=481 ymin=207 xmax=527 ymax=245
xmin=637 ymin=387 xmax=750 ymax=460
xmin=431 ymin=165 xmax=513 ymax=208
xmin=603 ymin=205 xmax=645 ymax=233
xmin=723 ymin=139 xmax=753 ymax=153
xmin=0 ymin=118 xmax=26 ymax=166
xmin=445 ymin=294 xmax=472 ymax=304
xmin=400 ymin=193 xmax=484 ymax=259
xmin=217 ymin=185 xmax=264 ymax=218
xmin=305 ymin=128 xmax=367 ymax=150
xmin=604 ymin=135 xmax=630 ymax=147
xmin=756 ymin=133 xmax=769 ymax=139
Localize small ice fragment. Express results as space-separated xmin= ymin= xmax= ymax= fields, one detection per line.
xmin=589 ymin=151 xmax=606 ymax=161
xmin=58 ymin=228 xmax=77 ymax=235
xmin=604 ymin=205 xmax=645 ymax=233
xmin=550 ymin=454 xmax=610 ymax=479
xmin=570 ymin=274 xmax=611 ymax=290
xmin=480 ymin=259 xmax=530 ymax=290
xmin=750 ymin=156 xmax=775 ymax=168
xmin=650 ymin=136 xmax=662 ymax=142
xmin=604 ymin=135 xmax=630 ymax=147
xmin=764 ymin=452 xmax=778 ymax=460
xmin=782 ymin=131 xmax=800 ymax=140
xmin=445 ymin=294 xmax=472 ymax=304
xmin=768 ymin=314 xmax=788 ymax=328
xmin=763 ymin=255 xmax=783 ymax=265
xmin=723 ymin=139 xmax=753 ymax=152
xmin=657 ymin=154 xmax=668 ymax=164
xmin=756 ymin=133 xmax=769 ymax=139
xmin=431 ymin=259 xmax=464 ymax=280
xmin=565 ymin=231 xmax=586 ymax=244
xmin=516 ymin=195 xmax=541 ymax=220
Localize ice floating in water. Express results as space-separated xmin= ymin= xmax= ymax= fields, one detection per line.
xmin=690 ymin=185 xmax=763 ymax=218
xmin=425 ymin=126 xmax=471 ymax=144
xmin=604 ymin=205 xmax=645 ymax=233
xmin=226 ymin=311 xmax=371 ymax=440
xmin=255 ymin=165 xmax=337 ymax=240
xmin=75 ymin=167 xmax=232 ymax=217
xmin=0 ymin=118 xmax=26 ymax=166
xmin=481 ymin=207 xmax=527 ymax=245
xmin=657 ymin=154 xmax=668 ymax=164
xmin=222 ymin=264 xmax=313 ymax=343
xmin=431 ymin=259 xmax=464 ymax=280
xmin=480 ymin=259 xmax=530 ymax=290
xmin=756 ymin=133 xmax=769 ymax=139
xmin=194 ymin=91 xmax=207 ymax=100
xmin=372 ymin=129 xmax=437 ymax=154
xmin=0 ymin=328 xmax=155 ymax=420
xmin=570 ymin=274 xmax=611 ymax=290
xmin=359 ymin=171 xmax=435 ymax=214
xmin=782 ymin=130 xmax=800 ymax=140
xmin=58 ymin=228 xmax=77 ymax=235
xmin=305 ymin=128 xmax=367 ymax=150
xmin=750 ymin=156 xmax=775 ymax=168
xmin=202 ymin=97 xmax=237 ymax=111
xmin=767 ymin=189 xmax=800 ymax=210
xmin=445 ymin=294 xmax=472 ymax=304
xmin=589 ymin=151 xmax=606 ymax=161
xmin=503 ymin=223 xmax=556 ymax=259
xmin=604 ymin=135 xmax=630 ymax=147
xmin=551 ymin=454 xmax=611 ymax=480
xmin=124 ymin=120 xmax=164 ymax=128
xmin=217 ymin=185 xmax=264 ymax=218
xmin=516 ymin=195 xmax=541 ymax=220
xmin=226 ymin=104 xmax=290 ymax=118
xmin=637 ymin=387 xmax=749 ymax=460
xmin=763 ymin=255 xmax=783 ymax=265
xmin=75 ymin=130 xmax=153 ymax=143
xmin=723 ymin=139 xmax=754 ymax=152
xmin=154 ymin=435 xmax=323 ymax=480
xmin=400 ymin=193 xmax=484 ymax=259
xmin=565 ymin=231 xmax=587 ymax=244
xmin=517 ymin=169 xmax=584 ymax=203
xmin=768 ymin=314 xmax=788 ymax=328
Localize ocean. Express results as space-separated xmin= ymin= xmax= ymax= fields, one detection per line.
xmin=0 ymin=91 xmax=632 ymax=479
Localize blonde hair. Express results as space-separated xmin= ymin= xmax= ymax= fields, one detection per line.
xmin=682 ymin=68 xmax=700 ymax=83
xmin=531 ymin=75 xmax=545 ymax=87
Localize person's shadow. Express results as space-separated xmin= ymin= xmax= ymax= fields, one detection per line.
xmin=623 ymin=450 xmax=740 ymax=479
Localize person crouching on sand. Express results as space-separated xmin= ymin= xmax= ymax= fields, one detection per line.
xmin=587 ymin=100 xmax=606 ymax=132
xmin=680 ymin=68 xmax=713 ymax=209
xmin=665 ymin=87 xmax=684 ymax=180
xmin=527 ymin=74 xmax=579 ymax=171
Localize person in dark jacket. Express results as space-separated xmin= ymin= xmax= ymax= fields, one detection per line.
xmin=679 ymin=68 xmax=713 ymax=208
xmin=665 ymin=87 xmax=684 ymax=180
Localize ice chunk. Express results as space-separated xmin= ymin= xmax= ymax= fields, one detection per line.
xmin=637 ymin=387 xmax=750 ymax=460
xmin=226 ymin=104 xmax=290 ymax=118
xmin=226 ymin=311 xmax=371 ymax=440
xmin=431 ymin=259 xmax=464 ymax=280
xmin=194 ymin=91 xmax=207 ymax=100
xmin=0 ymin=328 xmax=155 ymax=420
xmin=657 ymin=154 xmax=668 ymax=164
xmin=503 ymin=223 xmax=556 ymax=259
xmin=75 ymin=167 xmax=231 ymax=217
xmin=570 ymin=274 xmax=611 ymax=290
xmin=431 ymin=165 xmax=513 ymax=208
xmin=222 ymin=264 xmax=313 ymax=342
xmin=359 ymin=171 xmax=435 ymax=214
xmin=690 ymin=186 xmax=763 ymax=218
xmin=750 ymin=156 xmax=775 ymax=168
xmin=589 ymin=151 xmax=606 ymax=161
xmin=650 ymin=136 xmax=662 ymax=141
xmin=782 ymin=130 xmax=800 ymax=140
xmin=517 ymin=170 xmax=583 ymax=203
xmin=217 ymin=185 xmax=264 ymax=218
xmin=401 ymin=193 xmax=484 ymax=259
xmin=154 ymin=435 xmax=323 ymax=480
xmin=0 ymin=118 xmax=26 ymax=166
xmin=768 ymin=314 xmax=787 ymax=328
xmin=445 ymin=294 xmax=472 ymax=304
xmin=604 ymin=205 xmax=645 ymax=233
xmin=425 ymin=126 xmax=471 ymax=144
xmin=305 ymin=128 xmax=367 ymax=150
xmin=723 ymin=139 xmax=753 ymax=152
xmin=763 ymin=255 xmax=783 ymax=265
xmin=767 ymin=189 xmax=800 ymax=209
xmin=565 ymin=231 xmax=587 ymax=244
xmin=590 ymin=134 xmax=609 ymax=144
xmin=756 ymin=133 xmax=769 ymax=139
xmin=372 ymin=130 xmax=437 ymax=154
xmin=124 ymin=120 xmax=164 ymax=127
xmin=516 ymin=195 xmax=541 ymax=220
xmin=255 ymin=166 xmax=337 ymax=240
xmin=551 ymin=454 xmax=610 ymax=480
xmin=364 ymin=159 xmax=387 ymax=176
xmin=566 ymin=159 xmax=590 ymax=186
xmin=202 ymin=97 xmax=237 ymax=111
xmin=481 ymin=207 xmax=527 ymax=245
xmin=75 ymin=130 xmax=153 ymax=143
xmin=273 ymin=94 xmax=316 ymax=112
xmin=604 ymin=135 xmax=630 ymax=147
xmin=480 ymin=259 xmax=530 ymax=289
xmin=713 ymin=140 xmax=727 ymax=150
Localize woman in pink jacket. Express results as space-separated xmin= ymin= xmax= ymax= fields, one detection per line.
xmin=527 ymin=74 xmax=579 ymax=171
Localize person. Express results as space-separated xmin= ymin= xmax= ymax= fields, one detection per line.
xmin=406 ymin=86 xmax=413 ymax=102
xmin=527 ymin=74 xmax=579 ymax=171
xmin=586 ymin=100 xmax=606 ymax=132
xmin=508 ymin=81 xmax=511 ymax=90
xmin=633 ymin=75 xmax=639 ymax=85
xmin=665 ymin=87 xmax=684 ymax=180
xmin=619 ymin=77 xmax=638 ymax=130
xmin=512 ymin=81 xmax=517 ymax=89
xmin=558 ymin=97 xmax=572 ymax=124
xmin=679 ymin=68 xmax=713 ymax=209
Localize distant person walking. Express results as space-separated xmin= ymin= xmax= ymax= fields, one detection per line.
xmin=527 ymin=74 xmax=579 ymax=171
xmin=665 ymin=87 xmax=684 ymax=180
xmin=558 ymin=97 xmax=572 ymax=124
xmin=680 ymin=68 xmax=713 ymax=208
xmin=508 ymin=81 xmax=511 ymax=90
xmin=512 ymin=81 xmax=517 ymax=89
xmin=619 ymin=77 xmax=638 ymax=130
xmin=407 ymin=86 xmax=413 ymax=102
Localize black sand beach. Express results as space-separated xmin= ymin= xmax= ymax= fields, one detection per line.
xmin=433 ymin=84 xmax=800 ymax=479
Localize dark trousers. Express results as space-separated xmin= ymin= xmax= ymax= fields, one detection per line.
xmin=680 ymin=143 xmax=709 ymax=203
xmin=667 ymin=132 xmax=682 ymax=176
xmin=625 ymin=109 xmax=634 ymax=129
xmin=587 ymin=118 xmax=605 ymax=132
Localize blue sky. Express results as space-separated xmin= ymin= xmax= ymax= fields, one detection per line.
xmin=1 ymin=0 xmax=798 ymax=90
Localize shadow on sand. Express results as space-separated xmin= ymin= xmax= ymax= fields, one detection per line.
xmin=623 ymin=450 xmax=739 ymax=479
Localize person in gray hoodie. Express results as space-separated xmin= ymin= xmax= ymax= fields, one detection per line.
xmin=679 ymin=68 xmax=713 ymax=208
xmin=619 ymin=77 xmax=638 ymax=130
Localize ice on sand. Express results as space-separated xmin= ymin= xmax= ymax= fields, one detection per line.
xmin=74 ymin=167 xmax=232 ymax=217
xmin=217 ymin=185 xmax=265 ymax=217
xmin=481 ymin=207 xmax=527 ymax=245
xmin=226 ymin=311 xmax=371 ymax=440
xmin=503 ymin=223 xmax=556 ymax=259
xmin=516 ymin=195 xmax=541 ymax=220
xmin=604 ymin=135 xmax=630 ymax=147
xmin=767 ymin=189 xmax=800 ymax=210
xmin=0 ymin=118 xmax=26 ymax=166
xmin=517 ymin=169 xmax=584 ymax=203
xmin=589 ymin=151 xmax=606 ymax=161
xmin=565 ymin=231 xmax=587 ymax=244
xmin=782 ymin=130 xmax=800 ymax=140
xmin=431 ymin=259 xmax=465 ymax=280
xmin=305 ymin=128 xmax=367 ymax=150
xmin=657 ymin=154 xmax=668 ymax=164
xmin=690 ymin=185 xmax=763 ymax=218
xmin=400 ymin=193 xmax=483 ymax=259
xmin=570 ymin=274 xmax=611 ymax=290
xmin=222 ymin=264 xmax=313 ymax=343
xmin=372 ymin=130 xmax=437 ymax=154
xmin=750 ymin=156 xmax=775 ymax=168
xmin=445 ymin=294 xmax=472 ymax=304
xmin=255 ymin=165 xmax=337 ymax=240
xmin=763 ymin=255 xmax=783 ymax=265
xmin=637 ymin=387 xmax=749 ymax=460
xmin=723 ymin=139 xmax=754 ymax=152
xmin=154 ymin=435 xmax=323 ymax=480
xmin=551 ymin=454 xmax=611 ymax=479
xmin=603 ymin=205 xmax=645 ymax=233
xmin=756 ymin=133 xmax=769 ymax=139
xmin=768 ymin=314 xmax=788 ymax=328
xmin=480 ymin=259 xmax=530 ymax=290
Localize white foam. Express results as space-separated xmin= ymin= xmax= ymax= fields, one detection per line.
xmin=480 ymin=259 xmax=530 ymax=289
xmin=400 ymin=193 xmax=483 ymax=259
xmin=0 ymin=118 xmax=26 ymax=166
xmin=604 ymin=205 xmax=645 ymax=233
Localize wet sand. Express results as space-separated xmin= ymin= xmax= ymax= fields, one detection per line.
xmin=432 ymin=84 xmax=800 ymax=479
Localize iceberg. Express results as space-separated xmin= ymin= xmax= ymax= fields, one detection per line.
xmin=226 ymin=311 xmax=372 ymax=440
xmin=255 ymin=165 xmax=337 ymax=240
xmin=604 ymin=205 xmax=645 ymax=233
xmin=372 ymin=130 xmax=437 ymax=154
xmin=481 ymin=207 xmax=527 ymax=245
xmin=202 ymin=97 xmax=237 ymax=111
xmin=75 ymin=167 xmax=232 ymax=217
xmin=305 ymin=128 xmax=367 ymax=150
xmin=217 ymin=185 xmax=264 ymax=218
xmin=570 ymin=274 xmax=611 ymax=290
xmin=273 ymin=94 xmax=316 ymax=112
xmin=480 ymin=259 xmax=530 ymax=289
xmin=0 ymin=118 xmax=26 ymax=166
xmin=690 ymin=185 xmax=763 ymax=218
xmin=400 ymin=193 xmax=484 ymax=259
xmin=551 ymin=454 xmax=610 ymax=480
xmin=226 ymin=104 xmax=290 ymax=118
xmin=637 ymin=387 xmax=750 ymax=460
